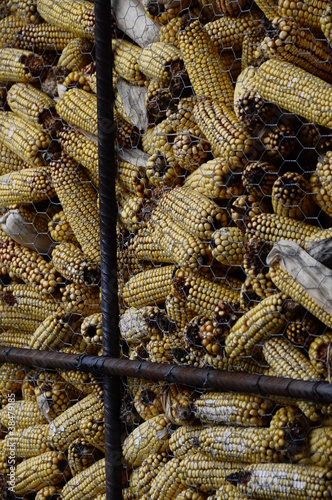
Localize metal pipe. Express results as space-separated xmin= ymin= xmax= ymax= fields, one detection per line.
xmin=1 ymin=347 xmax=332 ymax=404
xmin=95 ymin=0 xmax=122 ymax=496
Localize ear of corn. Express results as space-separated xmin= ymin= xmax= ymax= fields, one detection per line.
xmin=13 ymin=451 xmax=69 ymax=496
xmin=0 ymin=399 xmax=46 ymax=429
xmin=227 ymin=463 xmax=332 ymax=498
xmin=51 ymin=154 xmax=100 ymax=264
xmin=0 ymin=47 xmax=45 ymax=82
xmin=57 ymin=37 xmax=93 ymax=71
xmin=5 ymin=423 xmax=51 ymax=458
xmin=122 ymin=414 xmax=170 ymax=468
xmin=278 ymin=0 xmax=329 ymax=32
xmin=36 ymin=0 xmax=95 ymax=38
xmin=55 ymin=87 xmax=97 ymax=135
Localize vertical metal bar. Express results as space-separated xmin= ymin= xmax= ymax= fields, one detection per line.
xmin=94 ymin=0 xmax=123 ymax=498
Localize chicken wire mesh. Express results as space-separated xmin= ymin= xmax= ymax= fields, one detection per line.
xmin=0 ymin=0 xmax=331 ymax=498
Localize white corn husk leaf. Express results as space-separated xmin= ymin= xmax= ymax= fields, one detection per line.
xmin=111 ymin=0 xmax=160 ymax=47
xmin=117 ymin=77 xmax=148 ymax=131
xmin=267 ymin=240 xmax=332 ymax=315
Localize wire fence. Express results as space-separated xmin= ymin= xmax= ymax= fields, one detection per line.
xmin=0 ymin=0 xmax=331 ymax=498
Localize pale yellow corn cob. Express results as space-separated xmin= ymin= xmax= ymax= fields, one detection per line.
xmin=122 ymin=265 xmax=175 ymax=308
xmin=5 ymin=423 xmax=51 ymax=458
xmin=224 ymin=293 xmax=296 ymax=358
xmin=14 ymin=21 xmax=77 ymax=51
xmin=122 ymin=414 xmax=170 ymax=468
xmin=278 ymin=0 xmax=329 ymax=32
xmin=230 ymin=462 xmax=332 ymax=498
xmin=236 ymin=60 xmax=332 ymax=129
xmin=57 ymin=37 xmax=93 ymax=71
xmin=149 ymin=457 xmax=187 ymax=500
xmin=112 ymin=38 xmax=145 ymax=85
xmin=28 ymin=312 xmax=73 ymax=350
xmin=0 ymin=15 xmax=26 ymax=49
xmin=193 ymin=392 xmax=274 ymax=426
xmin=55 ymin=87 xmax=97 ymax=135
xmin=47 ymin=392 xmax=104 ymax=451
xmin=7 ymin=83 xmax=55 ymax=128
xmin=13 ymin=451 xmax=69 ymax=496
xmin=0 ymin=112 xmax=50 ymax=166
xmin=52 ymin=242 xmax=100 ymax=285
xmin=36 ymin=0 xmax=95 ymax=38
xmin=0 ymin=399 xmax=46 ymax=429
xmin=178 ymin=20 xmax=234 ymax=107
xmin=51 ymin=154 xmax=100 ymax=264
xmin=129 ymin=452 xmax=168 ymax=497
xmin=263 ymin=336 xmax=323 ymax=381
xmin=0 ymin=47 xmax=44 ymax=82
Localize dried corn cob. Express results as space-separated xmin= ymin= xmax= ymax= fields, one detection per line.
xmin=0 ymin=399 xmax=46 ymax=429
xmin=169 ymin=424 xmax=203 ymax=457
xmin=51 ymin=155 xmax=100 ymax=264
xmin=305 ymin=426 xmax=332 ymax=466
xmin=261 ymin=16 xmax=332 ymax=82
xmin=133 ymin=380 xmax=165 ymax=420
xmin=138 ymin=41 xmax=183 ymax=84
xmin=158 ymin=15 xmax=182 ymax=47
xmin=119 ymin=306 xmax=170 ymax=345
xmin=67 ymin=437 xmax=103 ymax=476
xmin=52 ymin=242 xmax=100 ymax=285
xmin=0 ymin=283 xmax=60 ymax=333
xmin=0 ymin=363 xmax=25 ymax=402
xmin=225 ymin=293 xmax=297 ymax=358
xmin=0 ymin=167 xmax=56 ymax=207
xmin=79 ymin=312 xmax=102 ymax=355
xmin=14 ymin=21 xmax=78 ymax=52
xmin=0 ymin=47 xmax=44 ymax=82
xmin=285 ymin=312 xmax=320 ymax=349
xmin=173 ymin=268 xmax=242 ymax=319
xmin=35 ymin=486 xmax=63 ymax=499
xmin=268 ymin=259 xmax=332 ymax=328
xmin=211 ymin=227 xmax=245 ymax=267
xmin=28 ymin=312 xmax=73 ymax=351
xmin=199 ymin=425 xmax=280 ymax=463
xmin=278 ymin=0 xmax=329 ymax=32
xmin=57 ymin=126 xmax=98 ymax=186
xmin=272 ymin=172 xmax=317 ymax=220
xmin=48 ymin=209 xmax=78 ymax=245
xmin=34 ymin=370 xmax=81 ymax=420
xmin=193 ymin=392 xmax=274 ymax=426
xmin=194 ymin=97 xmax=254 ymax=167
xmin=0 ymin=329 xmax=31 ymax=348
xmin=126 ymin=225 xmax=174 ymax=265
xmin=0 ymin=239 xmax=59 ymax=293
xmin=227 ymin=462 xmax=332 ymax=498
xmin=13 ymin=450 xmax=69 ymax=496
xmin=0 ymin=113 xmax=50 ymax=166
xmin=0 ymin=15 xmax=26 ymax=49
xmin=246 ymin=213 xmax=323 ymax=247
xmin=178 ymin=453 xmax=241 ymax=493
xmin=308 ymin=331 xmax=332 ymax=378
xmin=59 ymin=369 xmax=101 ymax=396
xmin=158 ymin=186 xmax=227 ymax=240
xmin=122 ymin=265 xmax=175 ymax=308
xmin=270 ymin=405 xmax=310 ymax=462
xmin=5 ymin=423 xmax=51 ymax=458
xmin=122 ymin=414 xmax=170 ymax=468
xmin=36 ymin=0 xmax=94 ymax=38
xmin=311 ymin=150 xmax=332 ymax=218
xmin=172 ymin=131 xmax=211 ymax=172
xmin=214 ymin=0 xmax=251 ymax=16
xmin=242 ymin=161 xmax=278 ymax=204
xmin=0 ymin=142 xmax=25 ymax=177
xmin=7 ymin=0 xmax=38 ymax=22
xmin=57 ymin=37 xmax=93 ymax=71
xmin=178 ymin=20 xmax=234 ymax=106
xmin=7 ymin=83 xmax=56 ymax=130
xmin=47 ymin=392 xmax=104 ymax=451
xmin=145 ymin=152 xmax=184 ymax=189
xmin=235 ymin=59 xmax=332 ymax=129
xmin=55 ymin=87 xmax=97 ymax=135
xmin=263 ymin=336 xmax=322 ymax=381
xmin=129 ymin=452 xmax=168 ymax=498
xmin=112 ymin=38 xmax=145 ymax=85
xmin=149 ymin=457 xmax=186 ymax=500
xmin=205 ymin=10 xmax=262 ymax=52
xmin=79 ymin=410 xmax=105 ymax=451
xmin=241 ymin=24 xmax=266 ymax=71
xmin=165 ymin=294 xmax=196 ymax=331
xmin=184 ymin=159 xmax=243 ymax=201
xmin=60 ymin=282 xmax=100 ymax=316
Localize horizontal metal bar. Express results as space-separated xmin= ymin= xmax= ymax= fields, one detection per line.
xmin=0 ymin=346 xmax=331 ymax=404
